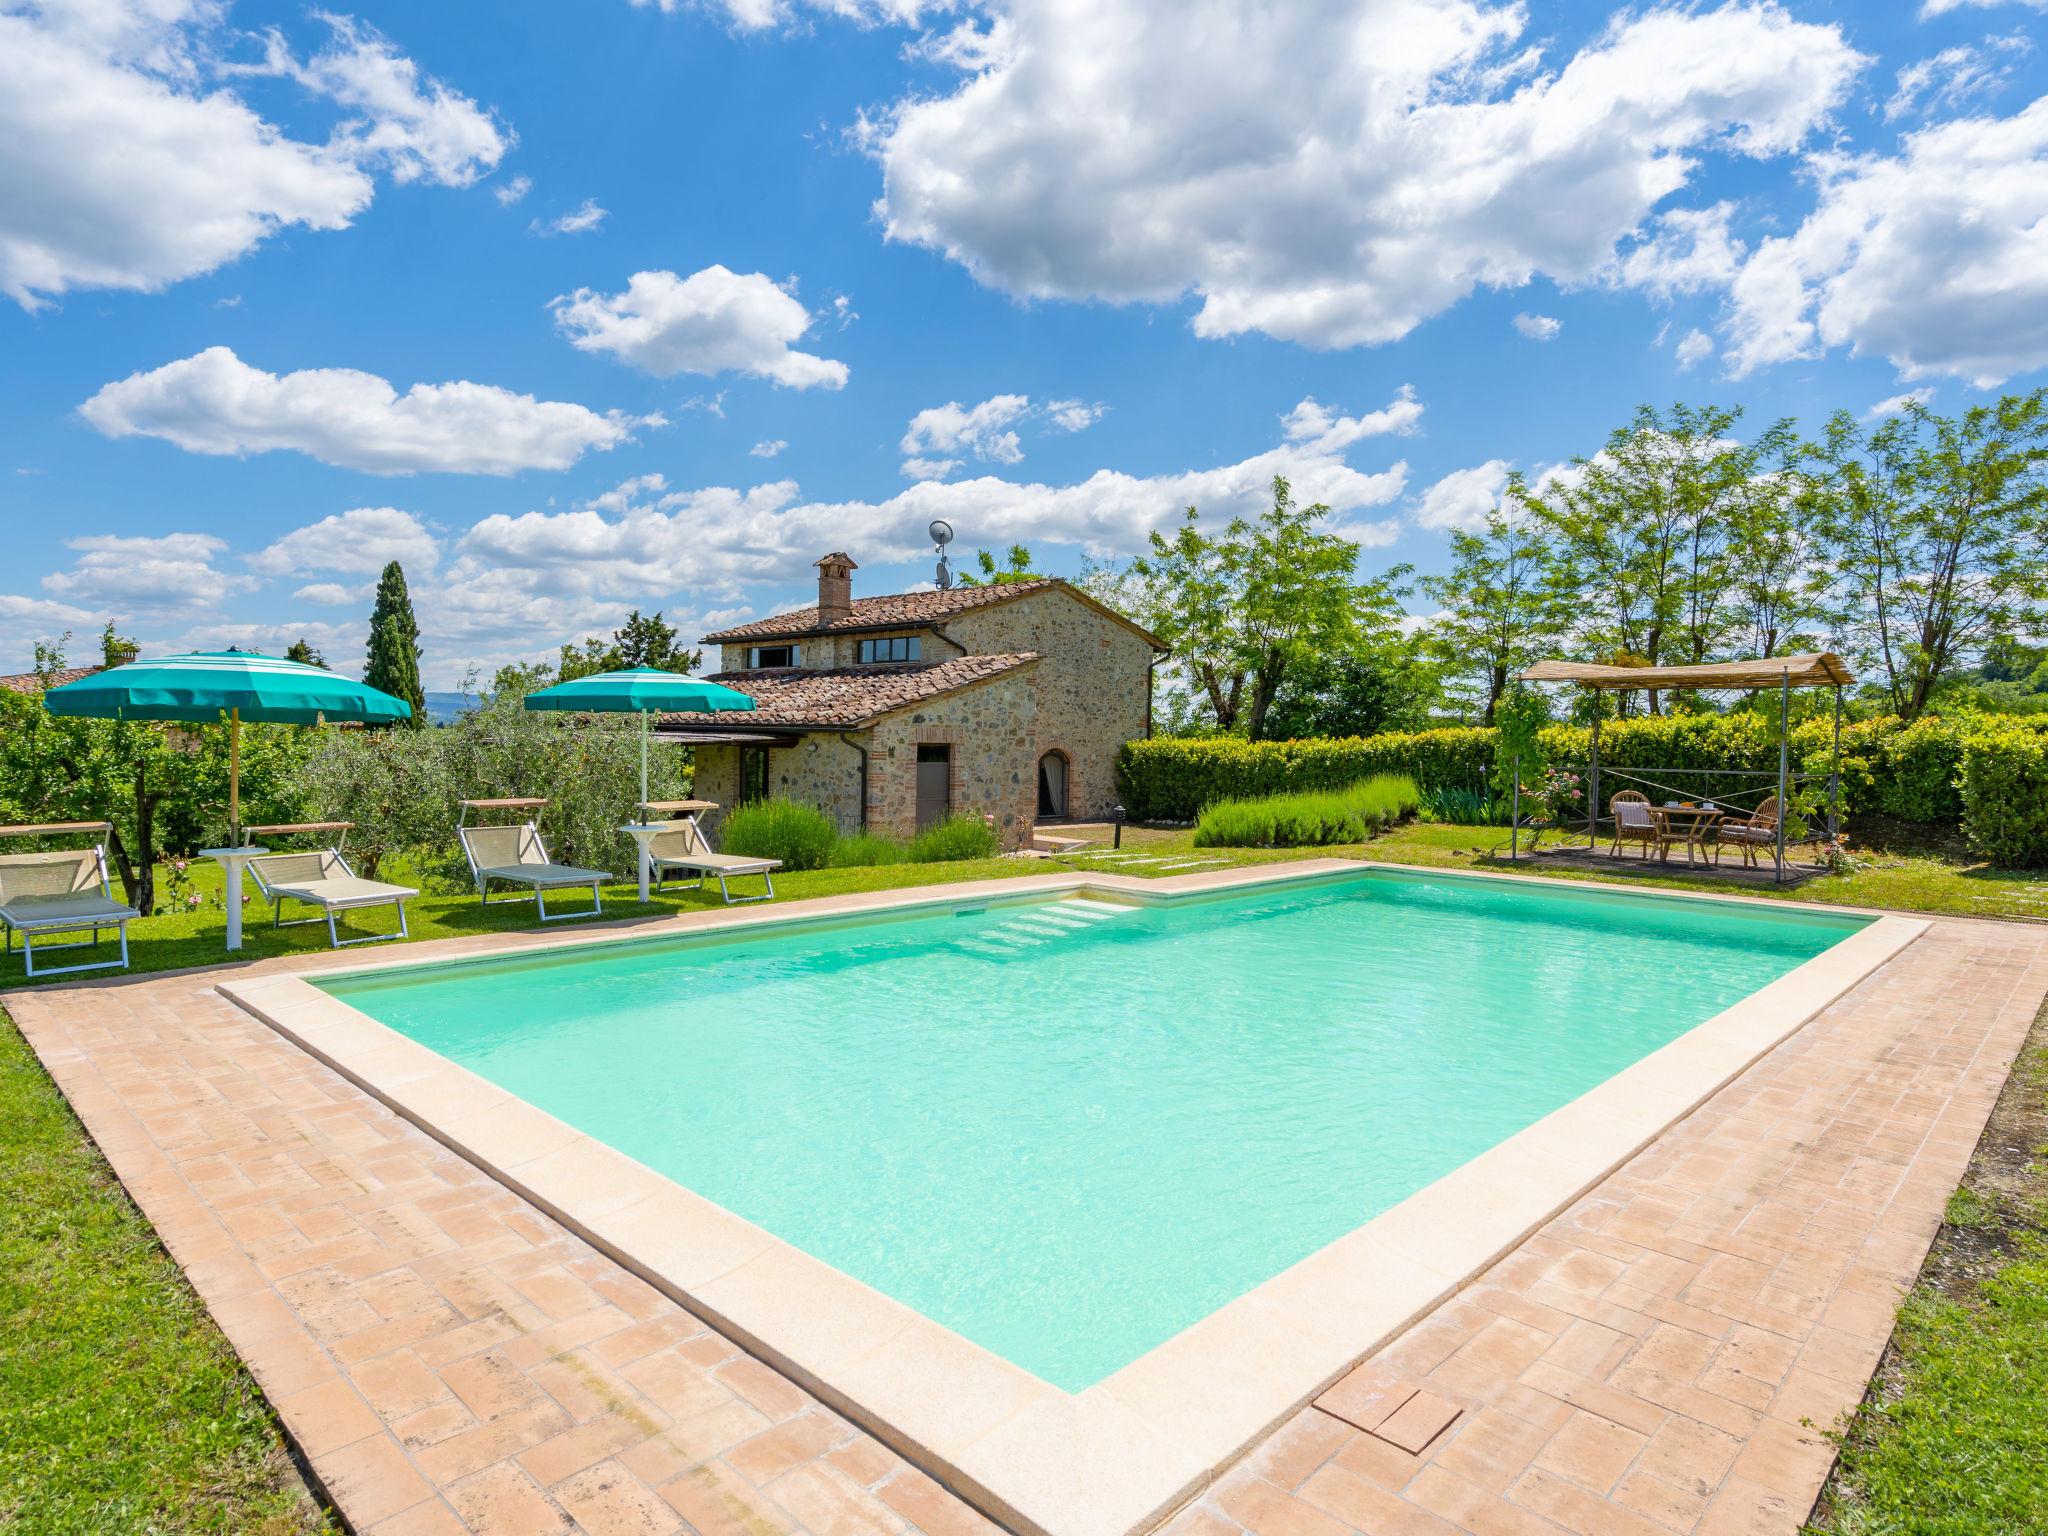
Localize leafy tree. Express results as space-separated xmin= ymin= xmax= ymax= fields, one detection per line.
xmin=284 ymin=637 xmax=327 ymax=668
xmin=363 ymin=562 xmax=426 ymax=726
xmin=1260 ymin=646 xmax=1437 ymax=740
xmin=1130 ymin=477 xmax=1381 ymax=738
xmin=955 ymin=544 xmax=1044 ymax=586
xmin=1805 ymin=391 xmax=2048 ymax=720
xmin=612 ymin=609 xmax=701 ymax=672
xmin=555 ymin=610 xmax=703 ymax=681
xmin=98 ymin=621 xmax=138 ymax=668
xmin=1419 ymin=492 xmax=1567 ymax=723
xmin=1523 ymin=404 xmax=1789 ymax=710
xmin=555 ymin=635 xmax=617 ymax=683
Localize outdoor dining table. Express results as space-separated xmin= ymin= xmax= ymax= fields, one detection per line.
xmin=1648 ymin=805 xmax=1722 ymax=866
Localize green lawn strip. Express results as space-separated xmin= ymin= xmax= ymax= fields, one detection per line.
xmin=1807 ymin=1006 xmax=2048 ymax=1534
xmin=1055 ymin=819 xmax=2048 ymax=925
xmin=0 ymin=1007 xmax=333 ymax=1534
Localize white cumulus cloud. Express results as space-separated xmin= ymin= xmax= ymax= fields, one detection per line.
xmin=1414 ymin=460 xmax=1512 ymax=532
xmin=43 ymin=531 xmax=255 ymax=616
xmin=1726 ymin=97 xmax=2048 ymax=385
xmin=531 ymin=198 xmax=607 ymax=236
xmin=1675 ymin=328 xmax=1718 ymax=370
xmin=749 ymin=439 xmax=789 ymax=458
xmin=1513 ymin=313 xmax=1561 ymax=341
xmin=0 ymin=1 xmax=505 ymax=307
xmin=900 ymin=394 xmax=1031 ymax=477
xmin=249 ymin=507 xmax=441 ymax=577
xmin=80 ymin=346 xmax=659 ymax=475
xmin=552 ymin=266 xmax=849 ymax=389
xmin=1866 ymin=387 xmax=1937 ymax=418
xmin=865 ymin=0 xmax=1863 ymax=349
xmin=626 ymin=0 xmax=946 ymax=31
xmin=495 ymin=174 xmax=533 ymax=206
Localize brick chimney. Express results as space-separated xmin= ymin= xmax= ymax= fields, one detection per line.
xmin=816 ymin=552 xmax=857 ymax=625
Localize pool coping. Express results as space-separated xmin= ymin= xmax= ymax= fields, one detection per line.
xmin=215 ymin=859 xmax=1928 ymax=1536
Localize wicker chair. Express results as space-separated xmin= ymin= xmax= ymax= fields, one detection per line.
xmin=1715 ymin=795 xmax=1782 ymax=870
xmin=1609 ymin=791 xmax=1658 ymax=859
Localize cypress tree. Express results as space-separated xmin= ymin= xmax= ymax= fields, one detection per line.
xmin=363 ymin=561 xmax=426 ymax=727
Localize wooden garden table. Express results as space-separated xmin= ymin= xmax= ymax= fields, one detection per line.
xmin=1648 ymin=805 xmax=1722 ymax=866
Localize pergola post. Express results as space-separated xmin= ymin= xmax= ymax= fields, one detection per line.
xmin=1829 ymin=686 xmax=1842 ymax=842
xmin=1588 ymin=706 xmax=1601 ymax=852
xmin=1776 ymin=674 xmax=1789 ymax=884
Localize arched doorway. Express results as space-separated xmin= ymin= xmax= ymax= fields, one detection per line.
xmin=1036 ymin=750 xmax=1069 ymax=819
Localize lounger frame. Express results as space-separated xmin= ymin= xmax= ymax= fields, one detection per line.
xmin=647 ymin=820 xmax=777 ymax=905
xmin=457 ymin=803 xmax=609 ymax=923
xmin=0 ymin=827 xmax=137 ymax=978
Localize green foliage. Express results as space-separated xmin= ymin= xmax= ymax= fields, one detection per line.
xmin=954 ymin=544 xmax=1045 ymax=586
xmin=1118 ymin=729 xmax=1495 ymax=821
xmin=1960 ymin=727 xmax=2048 ymax=867
xmin=1192 ymin=775 xmax=1420 ymax=848
xmin=719 ymin=798 xmax=841 ymax=871
xmin=362 ymin=562 xmax=426 ymax=727
xmin=1130 ymin=476 xmax=1408 ymax=738
xmin=0 ymin=688 xmax=313 ymax=911
xmin=283 ymin=637 xmax=326 ymax=668
xmin=1419 ymin=501 xmax=1569 ymax=722
xmin=1419 ymin=785 xmax=1510 ymax=826
xmin=1518 ymin=403 xmax=1809 ymax=687
xmin=1807 ymin=389 xmax=2048 ymax=720
xmin=303 ymin=684 xmax=680 ymax=885
xmin=98 ymin=621 xmax=138 ymax=668
xmin=1260 ymin=649 xmax=1433 ymax=740
xmin=1491 ymin=686 xmax=1549 ymax=800
xmin=557 ymin=609 xmax=704 ymax=681
xmin=0 ymin=1009 xmax=330 ymax=1533
xmin=906 ymin=814 xmax=1001 ymax=863
xmin=828 ymin=832 xmax=907 ymax=867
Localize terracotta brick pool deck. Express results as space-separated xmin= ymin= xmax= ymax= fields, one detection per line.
xmin=7 ymin=890 xmax=2044 ymax=1536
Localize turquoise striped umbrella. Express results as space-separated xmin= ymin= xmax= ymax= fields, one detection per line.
xmin=522 ymin=667 xmax=755 ymax=805
xmin=44 ymin=650 xmax=412 ymax=841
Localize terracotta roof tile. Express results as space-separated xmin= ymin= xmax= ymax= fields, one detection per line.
xmin=0 ymin=665 xmax=101 ymax=694
xmin=659 ymin=653 xmax=1039 ymax=729
xmin=700 ymin=579 xmax=1063 ymax=642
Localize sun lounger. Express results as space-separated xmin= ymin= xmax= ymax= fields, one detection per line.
xmin=244 ymin=823 xmax=415 ymax=948
xmin=0 ymin=822 xmax=139 ymax=977
xmin=458 ymin=799 xmax=612 ymax=922
xmin=646 ymin=819 xmax=779 ymax=905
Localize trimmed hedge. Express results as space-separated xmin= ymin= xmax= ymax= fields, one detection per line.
xmin=1118 ymin=712 xmax=2048 ymax=825
xmin=1960 ymin=728 xmax=2048 ymax=867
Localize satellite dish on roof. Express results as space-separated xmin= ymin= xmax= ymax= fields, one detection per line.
xmin=929 ymin=520 xmax=955 ymax=589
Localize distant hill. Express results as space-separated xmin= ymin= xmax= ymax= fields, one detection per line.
xmin=422 ymin=691 xmax=481 ymax=724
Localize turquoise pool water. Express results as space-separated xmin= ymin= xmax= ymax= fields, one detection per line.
xmin=321 ymin=872 xmax=1864 ymax=1391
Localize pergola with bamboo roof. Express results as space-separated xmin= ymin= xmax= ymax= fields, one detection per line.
xmin=1513 ymin=652 xmax=1856 ymax=882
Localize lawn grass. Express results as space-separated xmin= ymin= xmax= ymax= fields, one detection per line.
xmin=0 ymin=1006 xmax=333 ymax=1534
xmin=1050 ymin=815 xmax=2048 ymax=925
xmin=1806 ymin=997 xmax=2048 ymax=1533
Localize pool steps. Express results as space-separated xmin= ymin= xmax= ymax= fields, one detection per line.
xmin=949 ymin=898 xmax=1131 ymax=959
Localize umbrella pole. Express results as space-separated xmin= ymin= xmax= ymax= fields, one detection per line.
xmin=638 ymin=713 xmax=652 ymax=904
xmin=229 ymin=707 xmax=241 ymax=846
xmin=640 ymin=712 xmax=649 ymax=809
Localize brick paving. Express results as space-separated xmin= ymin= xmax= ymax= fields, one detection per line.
xmin=7 ymin=911 xmax=2044 ymax=1535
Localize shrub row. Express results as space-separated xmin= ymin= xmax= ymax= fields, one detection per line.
xmin=719 ymin=798 xmax=1002 ymax=869
xmin=1193 ymin=775 xmax=1421 ymax=848
xmin=1120 ymin=713 xmax=2048 ymax=864
xmin=1959 ymin=728 xmax=2048 ymax=867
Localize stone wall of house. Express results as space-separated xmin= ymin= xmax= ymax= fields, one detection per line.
xmin=939 ymin=587 xmax=1154 ymax=819
xmin=865 ymin=668 xmax=1039 ymax=846
xmin=715 ymin=628 xmax=964 ymax=674
xmin=684 ymin=736 xmax=868 ymax=841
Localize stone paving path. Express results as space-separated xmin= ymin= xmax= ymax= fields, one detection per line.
xmin=7 ymin=911 xmax=2044 ymax=1536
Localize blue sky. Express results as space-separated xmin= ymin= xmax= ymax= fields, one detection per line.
xmin=4 ymin=0 xmax=2046 ymax=685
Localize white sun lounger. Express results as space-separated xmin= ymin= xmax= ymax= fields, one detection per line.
xmin=244 ymin=822 xmax=415 ymax=948
xmin=645 ymin=818 xmax=780 ymax=905
xmin=458 ymin=799 xmax=613 ymax=922
xmin=0 ymin=822 xmax=140 ymax=977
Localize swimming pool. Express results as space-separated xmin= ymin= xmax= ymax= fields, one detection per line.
xmin=315 ymin=867 xmax=1867 ymax=1393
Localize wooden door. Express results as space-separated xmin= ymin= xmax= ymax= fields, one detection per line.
xmin=915 ymin=744 xmax=951 ymax=831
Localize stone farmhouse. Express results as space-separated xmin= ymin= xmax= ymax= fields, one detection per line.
xmin=662 ymin=554 xmax=1166 ymax=847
